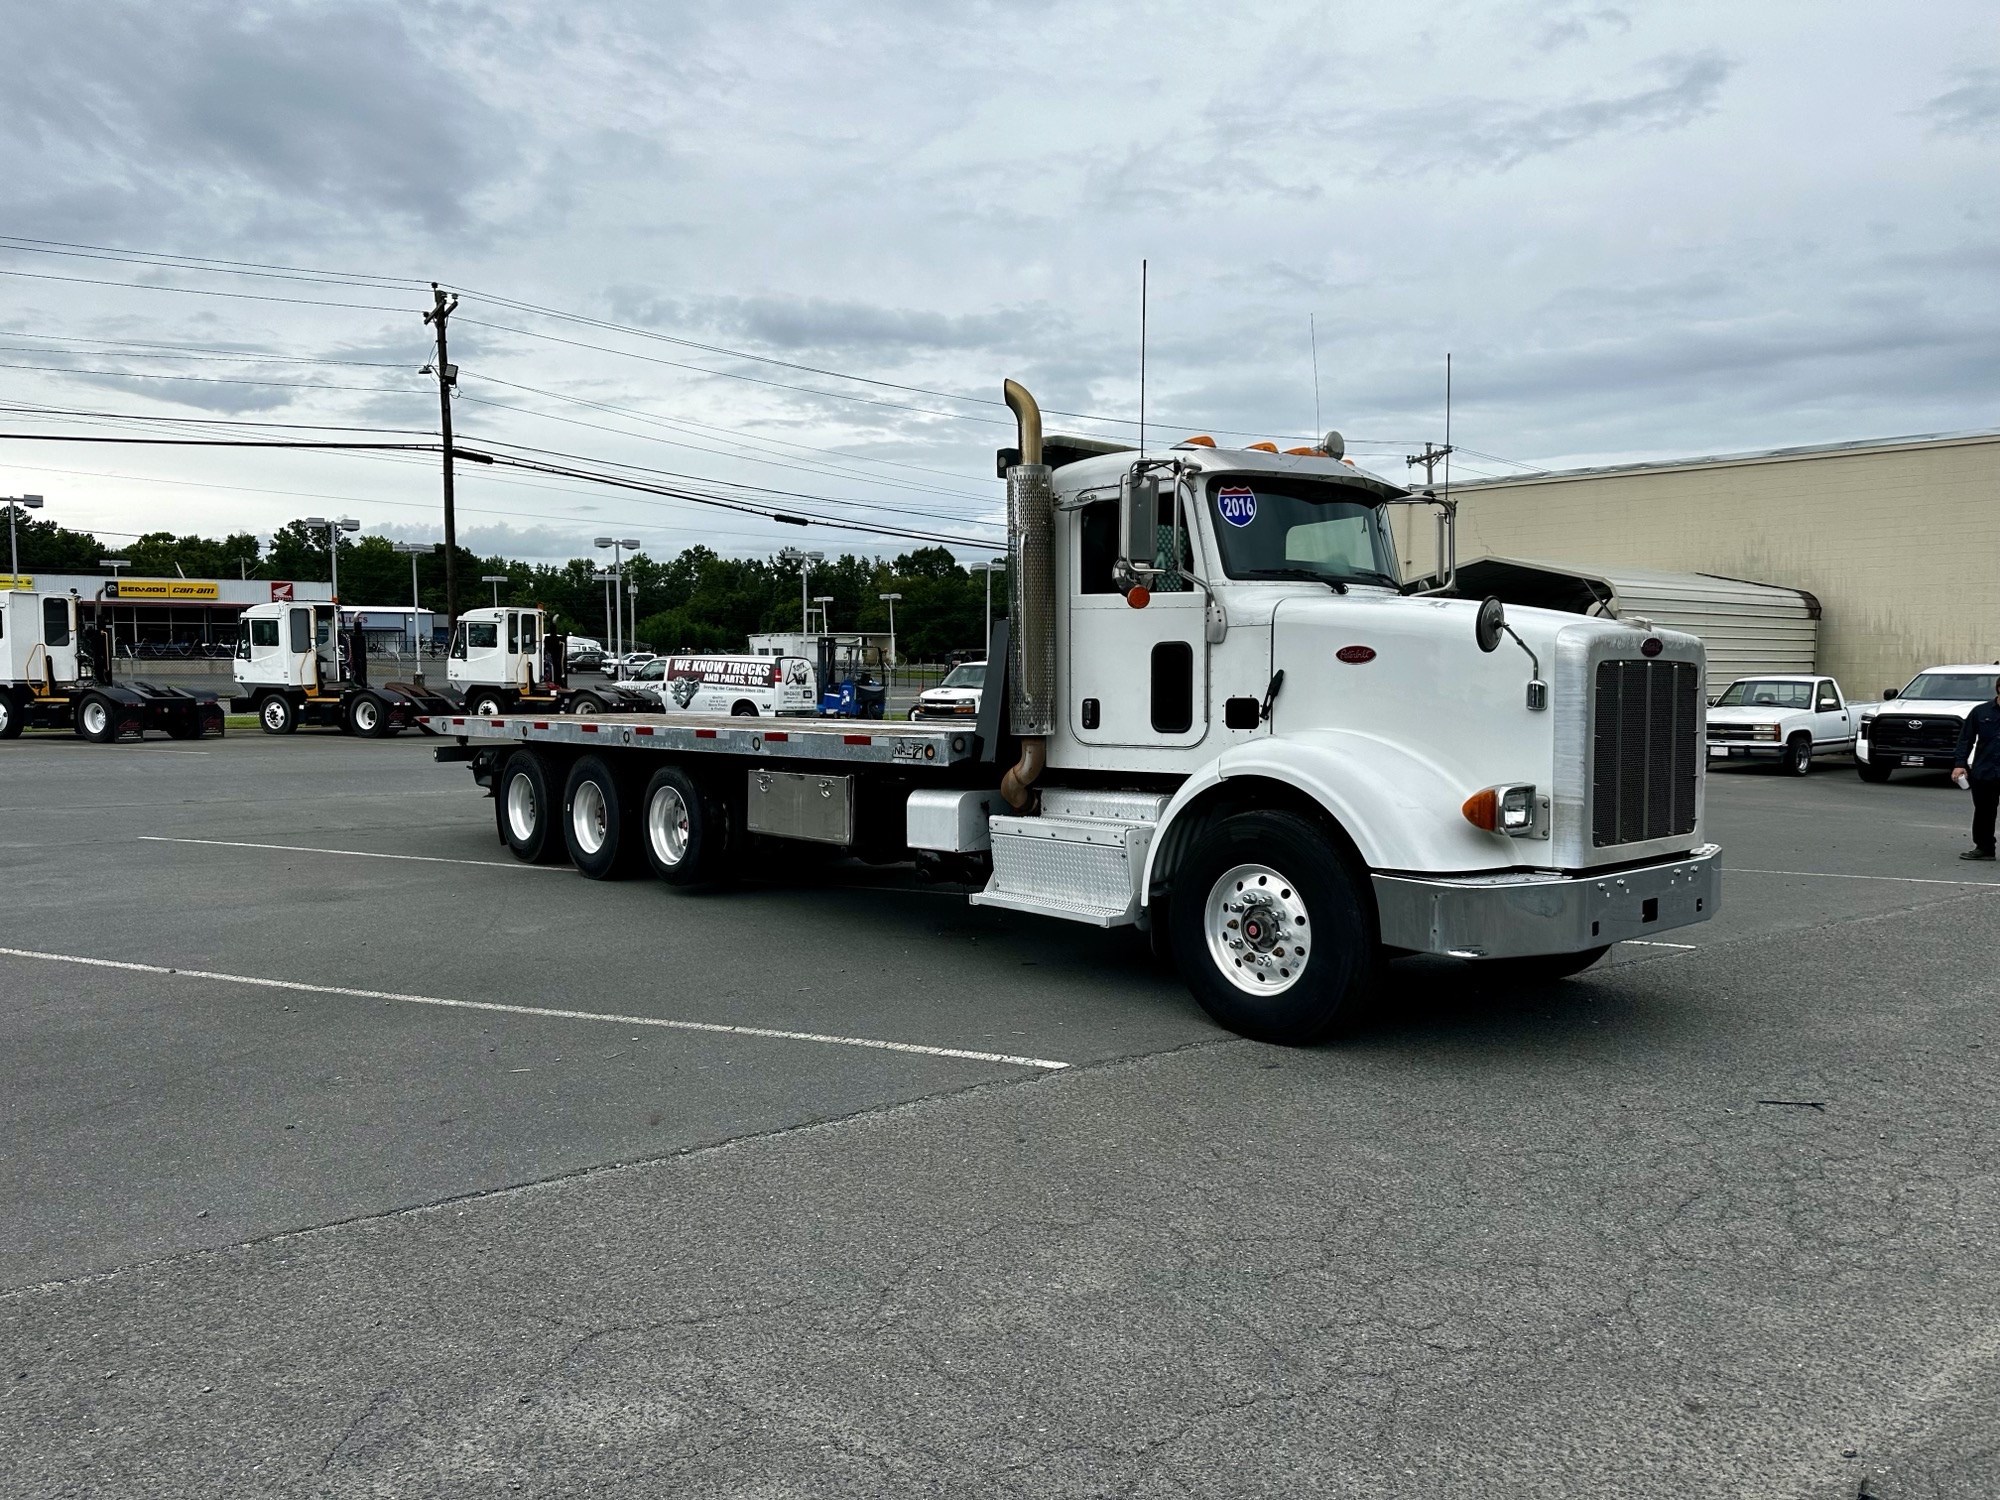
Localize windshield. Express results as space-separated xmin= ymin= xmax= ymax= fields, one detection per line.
xmin=941 ymin=663 xmax=986 ymax=690
xmin=1206 ymin=478 xmax=1399 ymax=587
xmin=1902 ymin=672 xmax=1998 ymax=702
xmin=1715 ymin=680 xmax=1814 ymax=709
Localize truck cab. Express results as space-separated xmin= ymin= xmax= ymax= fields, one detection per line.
xmin=2 ymin=589 xmax=221 ymax=743
xmin=446 ymin=606 xmax=651 ymax=717
xmin=234 ymin=600 xmax=442 ymax=737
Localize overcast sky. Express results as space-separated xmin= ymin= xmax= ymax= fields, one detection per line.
xmin=1 ymin=0 xmax=1994 ymax=565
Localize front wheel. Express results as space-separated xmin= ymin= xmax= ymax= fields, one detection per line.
xmin=0 ymin=691 xmax=21 ymax=740
xmin=1782 ymin=733 xmax=1812 ymax=777
xmin=1168 ymin=810 xmax=1378 ymax=1045
xmin=1857 ymin=758 xmax=1893 ymax=783
xmin=468 ymin=691 xmax=507 ymax=718
xmin=258 ymin=694 xmax=298 ymax=735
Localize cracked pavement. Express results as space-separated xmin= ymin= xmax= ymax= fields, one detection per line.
xmin=2 ymin=737 xmax=1997 ymax=1497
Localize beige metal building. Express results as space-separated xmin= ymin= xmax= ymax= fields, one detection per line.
xmin=1403 ymin=430 xmax=2000 ymax=698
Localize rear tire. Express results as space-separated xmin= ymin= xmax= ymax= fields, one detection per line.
xmin=1782 ymin=733 xmax=1812 ymax=776
xmin=498 ymin=750 xmax=565 ymax=864
xmin=1472 ymin=945 xmax=1612 ymax=986
xmin=563 ymin=755 xmax=633 ymax=879
xmin=76 ymin=693 xmax=119 ymax=744
xmin=1168 ymin=809 xmax=1378 ymax=1045
xmin=258 ymin=694 xmax=298 ymax=735
xmin=0 ymin=691 xmax=21 ymax=740
xmin=731 ymin=700 xmax=758 ymax=717
xmin=640 ymin=765 xmax=730 ymax=886
xmin=165 ymin=711 xmax=201 ymax=740
xmin=1857 ymin=758 xmax=1892 ymax=783
xmin=347 ymin=692 xmax=388 ymax=738
xmin=568 ymin=694 xmax=606 ymax=716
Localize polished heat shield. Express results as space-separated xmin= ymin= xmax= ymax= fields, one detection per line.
xmin=1007 ymin=461 xmax=1055 ymax=737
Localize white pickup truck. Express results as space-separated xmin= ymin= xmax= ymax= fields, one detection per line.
xmin=1705 ymin=674 xmax=1856 ymax=776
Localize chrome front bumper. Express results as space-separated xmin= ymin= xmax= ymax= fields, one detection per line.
xmin=1372 ymin=844 xmax=1721 ymax=959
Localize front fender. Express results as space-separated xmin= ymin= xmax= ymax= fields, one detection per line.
xmin=1139 ymin=729 xmax=1534 ymax=907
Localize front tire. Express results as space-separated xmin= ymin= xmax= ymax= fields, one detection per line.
xmin=1782 ymin=733 xmax=1812 ymax=777
xmin=1168 ymin=810 xmax=1378 ymax=1045
xmin=258 ymin=694 xmax=298 ymax=735
xmin=1857 ymin=758 xmax=1892 ymax=783
xmin=0 ymin=691 xmax=21 ymax=740
xmin=563 ymin=755 xmax=633 ymax=879
xmin=498 ymin=750 xmax=565 ymax=864
xmin=468 ymin=691 xmax=507 ymax=718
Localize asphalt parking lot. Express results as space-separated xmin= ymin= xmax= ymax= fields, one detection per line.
xmin=3 ymin=735 xmax=1996 ymax=1498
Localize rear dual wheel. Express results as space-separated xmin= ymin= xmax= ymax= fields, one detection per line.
xmin=498 ymin=751 xmax=565 ymax=864
xmin=563 ymin=755 xmax=637 ymax=879
xmin=641 ymin=765 xmax=730 ymax=886
xmin=346 ymin=692 xmax=390 ymax=739
xmin=76 ymin=694 xmax=119 ymax=744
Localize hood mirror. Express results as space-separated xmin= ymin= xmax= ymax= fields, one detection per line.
xmin=1475 ymin=596 xmax=1506 ymax=654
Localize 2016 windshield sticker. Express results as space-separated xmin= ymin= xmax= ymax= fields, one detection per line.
xmin=1216 ymin=486 xmax=1258 ymax=527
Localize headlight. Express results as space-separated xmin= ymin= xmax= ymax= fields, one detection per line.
xmin=1462 ymin=783 xmax=1547 ymax=838
xmin=1756 ymin=724 xmax=1782 ymax=741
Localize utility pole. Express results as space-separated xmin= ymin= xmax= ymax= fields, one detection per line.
xmin=423 ymin=284 xmax=461 ymax=630
xmin=1405 ymin=441 xmax=1454 ymax=486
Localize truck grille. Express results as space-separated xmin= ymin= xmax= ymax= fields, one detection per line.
xmin=1706 ymin=723 xmax=1771 ymax=743
xmin=1866 ymin=715 xmax=1960 ymax=755
xmin=1592 ymin=659 xmax=1700 ymax=847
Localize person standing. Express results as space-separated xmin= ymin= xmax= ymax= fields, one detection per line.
xmin=1952 ymin=675 xmax=2000 ymax=861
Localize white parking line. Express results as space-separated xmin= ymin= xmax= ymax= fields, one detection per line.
xmin=0 ymin=946 xmax=1070 ymax=1072
xmin=1622 ymin=940 xmax=1698 ymax=949
xmin=138 ymin=834 xmax=554 ymax=871
xmin=1732 ymin=867 xmax=2000 ymax=890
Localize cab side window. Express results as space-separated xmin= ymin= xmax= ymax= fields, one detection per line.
xmin=506 ymin=613 xmax=519 ymax=654
xmin=1078 ymin=493 xmax=1194 ymax=596
xmin=520 ymin=614 xmax=537 ymax=652
xmin=251 ymin=618 xmax=279 ymax=648
xmin=43 ymin=597 xmax=70 ymax=647
xmin=1816 ymin=682 xmax=1840 ymax=712
xmin=288 ymin=609 xmax=311 ymax=654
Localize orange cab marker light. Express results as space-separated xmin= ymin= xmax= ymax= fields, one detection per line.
xmin=1461 ymin=789 xmax=1499 ymax=832
xmin=1127 ymin=585 xmax=1151 ymax=610
xmin=1247 ymin=441 xmax=1279 ymax=453
xmin=1283 ymin=446 xmax=1320 ymax=456
xmin=1182 ymin=435 xmax=1216 ymax=447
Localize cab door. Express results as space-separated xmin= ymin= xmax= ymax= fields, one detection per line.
xmin=284 ymin=605 xmax=318 ymax=690
xmin=1814 ymin=678 xmax=1851 ymax=747
xmin=1066 ymin=484 xmax=1208 ymax=748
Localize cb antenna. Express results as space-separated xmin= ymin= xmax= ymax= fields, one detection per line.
xmin=1310 ymin=313 xmax=1322 ymax=437
xmin=1138 ymin=258 xmax=1148 ymax=456
xmin=1443 ymin=351 xmax=1452 ymax=500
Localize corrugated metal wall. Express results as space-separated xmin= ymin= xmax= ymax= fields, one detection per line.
xmin=1604 ymin=572 xmax=1818 ymax=682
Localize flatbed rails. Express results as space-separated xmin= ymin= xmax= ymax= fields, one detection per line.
xmin=421 ymin=711 xmax=984 ymax=768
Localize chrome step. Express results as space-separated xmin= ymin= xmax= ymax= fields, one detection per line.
xmin=968 ymin=809 xmax=1159 ymax=928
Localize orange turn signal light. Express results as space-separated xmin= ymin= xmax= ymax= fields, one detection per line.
xmin=1126 ymin=585 xmax=1152 ymax=610
xmin=1461 ymin=788 xmax=1499 ymax=831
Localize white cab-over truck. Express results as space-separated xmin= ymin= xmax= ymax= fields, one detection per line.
xmin=235 ymin=600 xmax=454 ymax=735
xmin=1705 ymin=674 xmax=1856 ymax=775
xmin=0 ymin=589 xmax=222 ymax=742
xmin=446 ymin=606 xmax=653 ymax=718
xmin=429 ymin=382 xmax=1720 ymax=1044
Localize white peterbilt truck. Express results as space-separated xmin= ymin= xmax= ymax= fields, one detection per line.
xmin=430 ymin=382 xmax=1720 ymax=1044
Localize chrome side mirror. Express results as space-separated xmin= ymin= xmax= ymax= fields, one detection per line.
xmin=1475 ymin=595 xmax=1506 ymax=653
xmin=1118 ymin=468 xmax=1155 ymax=581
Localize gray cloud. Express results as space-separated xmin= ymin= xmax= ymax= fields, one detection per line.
xmin=1921 ymin=69 xmax=2000 ymax=140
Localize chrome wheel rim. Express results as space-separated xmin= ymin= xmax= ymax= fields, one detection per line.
xmin=506 ymin=773 xmax=538 ymax=843
xmin=474 ymin=697 xmax=501 ymax=717
xmin=262 ymin=699 xmax=286 ymax=730
xmin=647 ymin=785 xmax=690 ymax=866
xmin=83 ymin=701 xmax=109 ymax=737
xmin=1206 ymin=862 xmax=1310 ymax=996
xmin=571 ymin=779 xmax=608 ymax=855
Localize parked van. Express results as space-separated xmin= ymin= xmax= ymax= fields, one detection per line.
xmin=635 ymin=653 xmax=818 ymax=716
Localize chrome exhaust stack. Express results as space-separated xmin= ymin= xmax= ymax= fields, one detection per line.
xmin=1001 ymin=378 xmax=1053 ymax=811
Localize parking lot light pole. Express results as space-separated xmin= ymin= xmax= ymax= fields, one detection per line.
xmin=99 ymin=557 xmax=130 ymax=660
xmin=595 ymin=538 xmax=639 ymax=675
xmin=878 ymin=592 xmax=901 ymax=667
xmin=481 ymin=573 xmax=508 ymax=608
xmin=4 ymin=493 xmax=44 ymax=583
xmin=395 ymin=541 xmax=434 ymax=682
xmin=302 ymin=516 xmax=361 ymax=602
xmin=780 ymin=548 xmax=824 ymax=638
xmin=814 ymin=595 xmax=834 ymax=636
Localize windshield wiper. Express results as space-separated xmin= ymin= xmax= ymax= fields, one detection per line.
xmin=1234 ymin=568 xmax=1348 ymax=594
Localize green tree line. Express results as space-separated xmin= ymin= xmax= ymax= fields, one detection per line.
xmin=8 ymin=515 xmax=1005 ymax=662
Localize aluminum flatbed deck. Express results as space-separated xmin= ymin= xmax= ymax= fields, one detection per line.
xmin=420 ymin=711 xmax=985 ymax=767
